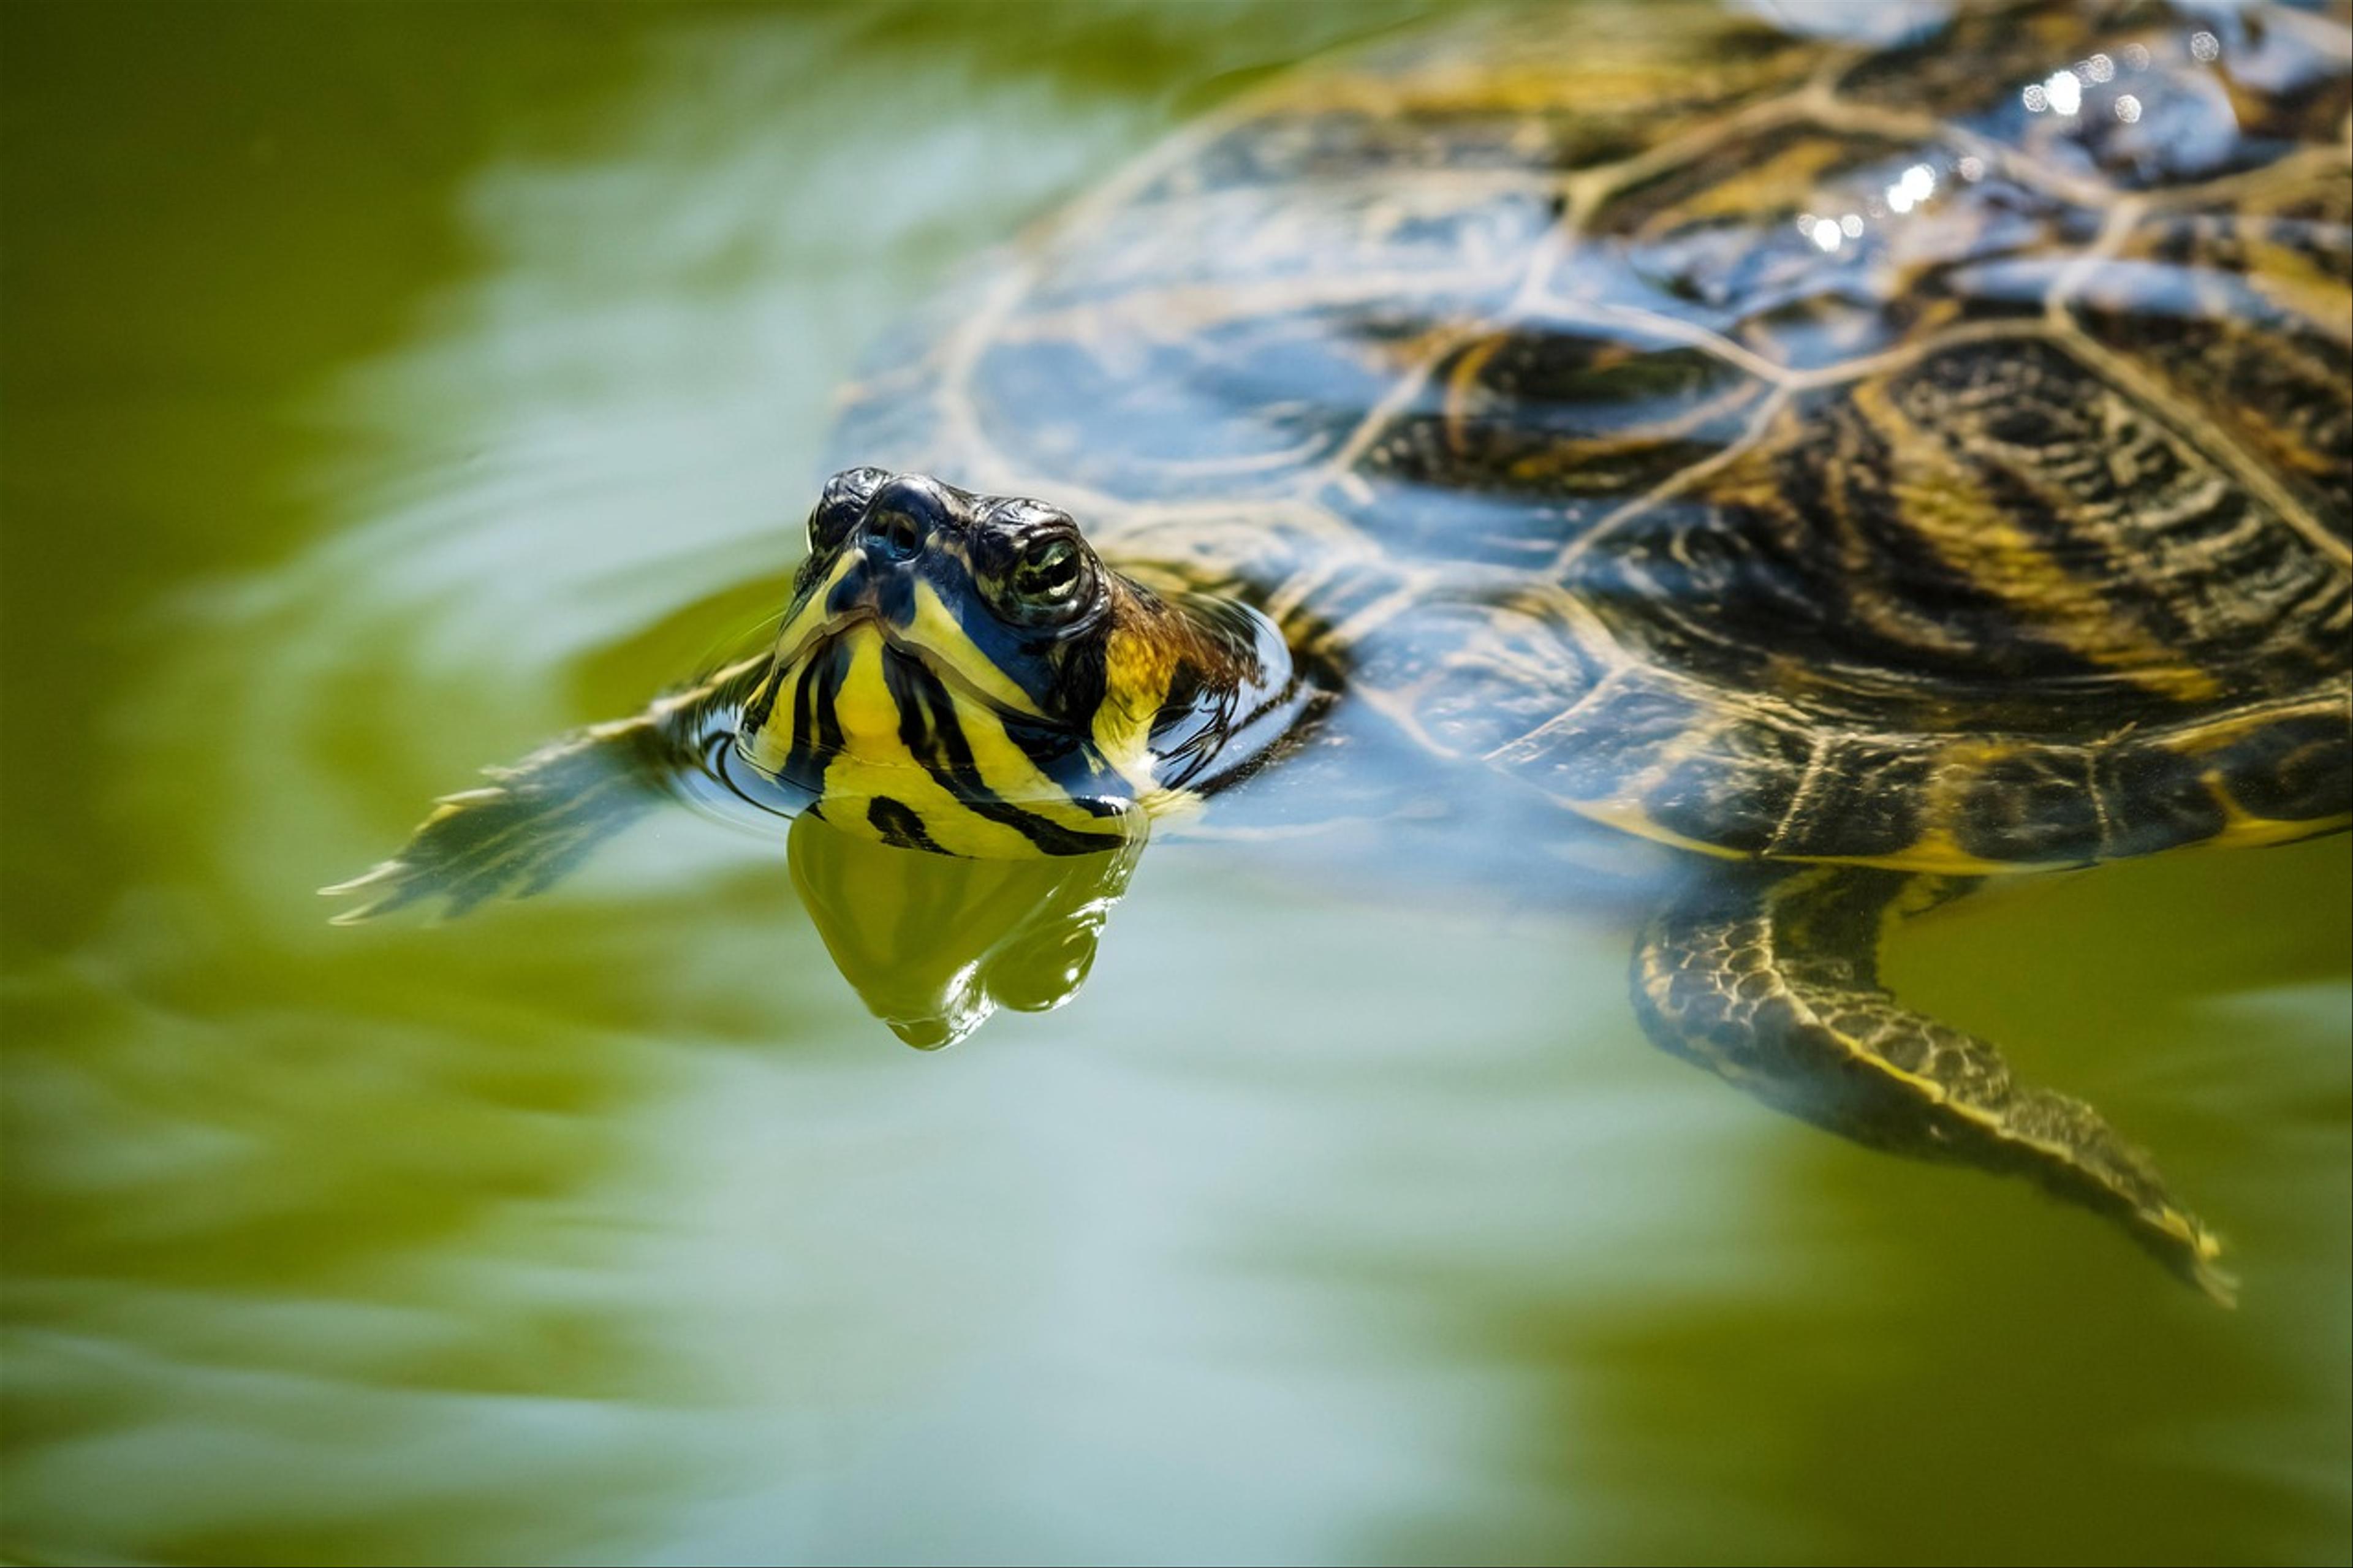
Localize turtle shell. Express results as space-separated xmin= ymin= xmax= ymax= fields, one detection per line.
xmin=828 ymin=0 xmax=2353 ymax=873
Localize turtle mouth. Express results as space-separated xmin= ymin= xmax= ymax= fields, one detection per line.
xmin=779 ymin=608 xmax=1059 ymax=730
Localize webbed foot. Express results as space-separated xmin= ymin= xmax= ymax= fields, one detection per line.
xmin=322 ymin=718 xmax=670 ymax=923
xmin=1632 ymin=865 xmax=2233 ymax=1303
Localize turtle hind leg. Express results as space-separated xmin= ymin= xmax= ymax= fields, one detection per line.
xmin=1631 ymin=865 xmax=2235 ymax=1304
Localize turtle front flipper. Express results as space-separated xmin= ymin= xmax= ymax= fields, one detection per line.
xmin=1632 ymin=865 xmax=2234 ymax=1304
xmin=324 ymin=656 xmax=770 ymax=923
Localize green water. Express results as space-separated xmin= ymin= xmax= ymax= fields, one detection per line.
xmin=3 ymin=5 xmax=2347 ymax=1563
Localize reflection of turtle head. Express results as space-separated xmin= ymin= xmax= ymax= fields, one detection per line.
xmin=737 ymin=468 xmax=1308 ymax=858
xmin=787 ymin=811 xmax=1142 ymax=1048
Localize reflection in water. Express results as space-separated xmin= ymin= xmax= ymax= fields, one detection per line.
xmin=789 ymin=812 xmax=1141 ymax=1048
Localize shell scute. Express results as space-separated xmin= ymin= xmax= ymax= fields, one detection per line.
xmin=1353 ymin=594 xmax=1605 ymax=760
xmin=1558 ymin=133 xmax=2112 ymax=373
xmin=1643 ymin=713 xmax=1817 ymax=855
xmin=1836 ymin=3 xmax=2343 ymax=192
xmin=2203 ymin=707 xmax=2353 ymax=825
xmin=1771 ymin=737 xmax=1938 ymax=862
xmin=2069 ymin=195 xmax=2352 ymax=536
xmin=1495 ymin=674 xmax=1707 ymax=806
xmin=972 ymin=297 xmax=1453 ymax=504
xmin=1833 ymin=2 xmax=2118 ymax=118
xmin=1329 ymin=322 xmax=1768 ymax=568
xmin=1573 ymin=337 xmax=2341 ymax=729
xmin=1028 ymin=177 xmax=1552 ymax=311
xmin=2092 ymin=743 xmax=2229 ymax=858
xmin=1952 ymin=746 xmax=2104 ymax=863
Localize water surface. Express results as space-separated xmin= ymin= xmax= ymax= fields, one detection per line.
xmin=3 ymin=5 xmax=2347 ymax=1564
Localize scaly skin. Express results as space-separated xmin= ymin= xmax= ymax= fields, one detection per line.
xmin=324 ymin=657 xmax=769 ymax=922
xmin=1632 ymin=865 xmax=2234 ymax=1302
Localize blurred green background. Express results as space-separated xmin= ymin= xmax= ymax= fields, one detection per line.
xmin=2 ymin=4 xmax=2347 ymax=1563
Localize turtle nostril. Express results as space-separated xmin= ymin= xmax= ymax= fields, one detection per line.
xmin=866 ymin=507 xmax=923 ymax=562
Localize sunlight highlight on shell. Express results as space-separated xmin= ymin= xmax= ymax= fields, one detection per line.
xmin=1885 ymin=162 xmax=1937 ymax=214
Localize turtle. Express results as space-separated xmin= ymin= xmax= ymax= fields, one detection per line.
xmin=328 ymin=0 xmax=2353 ymax=1301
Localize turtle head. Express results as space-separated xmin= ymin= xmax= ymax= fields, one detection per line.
xmin=733 ymin=468 xmax=1306 ymax=856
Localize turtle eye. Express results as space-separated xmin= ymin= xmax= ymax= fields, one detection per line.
xmin=809 ymin=468 xmax=887 ymax=552
xmin=1011 ymin=538 xmax=1084 ymax=608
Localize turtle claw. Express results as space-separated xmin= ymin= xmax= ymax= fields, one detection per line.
xmin=316 ymin=866 xmax=394 ymax=899
xmin=2179 ymin=1231 xmax=2240 ymax=1310
xmin=320 ymin=859 xmax=441 ymax=925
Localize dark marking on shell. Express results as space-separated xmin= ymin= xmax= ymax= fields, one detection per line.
xmin=1955 ymin=748 xmax=2102 ymax=863
xmin=2208 ymin=710 xmax=2353 ymax=823
xmin=1646 ymin=716 xmax=1814 ymax=854
xmin=2093 ymin=743 xmax=2229 ymax=857
xmin=1774 ymin=737 xmax=1936 ymax=861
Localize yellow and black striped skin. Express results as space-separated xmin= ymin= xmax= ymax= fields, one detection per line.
xmin=726 ymin=468 xmax=1311 ymax=859
xmin=831 ymin=0 xmax=2352 ymax=871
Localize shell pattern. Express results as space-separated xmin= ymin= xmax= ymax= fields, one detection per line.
xmin=831 ymin=0 xmax=2353 ymax=873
